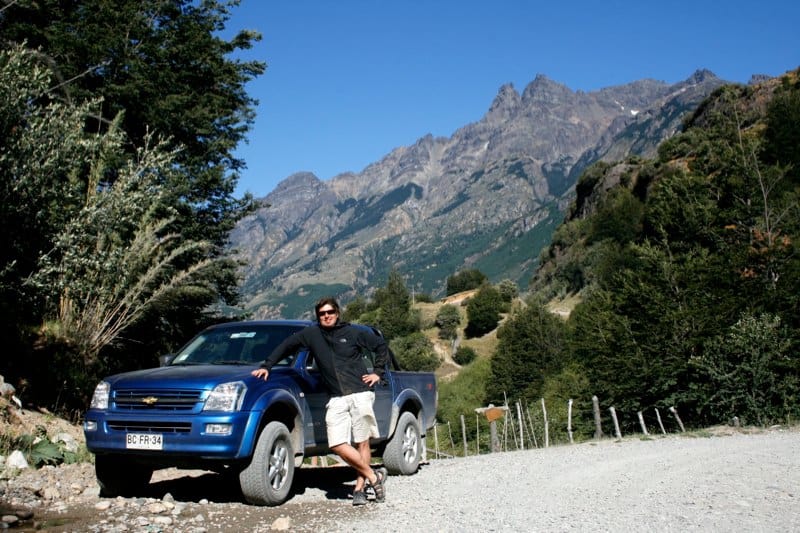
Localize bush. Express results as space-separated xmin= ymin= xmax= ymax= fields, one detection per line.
xmin=390 ymin=333 xmax=441 ymax=372
xmin=446 ymin=269 xmax=487 ymax=295
xmin=465 ymin=284 xmax=503 ymax=338
xmin=453 ymin=346 xmax=477 ymax=366
xmin=435 ymin=304 xmax=461 ymax=340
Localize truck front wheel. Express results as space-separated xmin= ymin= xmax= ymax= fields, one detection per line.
xmin=240 ymin=421 xmax=295 ymax=505
xmin=382 ymin=411 xmax=422 ymax=475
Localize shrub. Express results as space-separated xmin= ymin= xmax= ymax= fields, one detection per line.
xmin=453 ymin=346 xmax=477 ymax=366
xmin=435 ymin=304 xmax=461 ymax=340
xmin=465 ymin=284 xmax=503 ymax=338
xmin=390 ymin=333 xmax=441 ymax=372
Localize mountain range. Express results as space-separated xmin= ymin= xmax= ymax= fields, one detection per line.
xmin=229 ymin=70 xmax=730 ymax=319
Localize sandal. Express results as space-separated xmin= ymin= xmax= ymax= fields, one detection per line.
xmin=370 ymin=467 xmax=387 ymax=502
xmin=352 ymin=490 xmax=367 ymax=506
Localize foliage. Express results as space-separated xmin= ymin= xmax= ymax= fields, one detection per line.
xmin=0 ymin=428 xmax=86 ymax=469
xmin=560 ymin=75 xmax=800 ymax=430
xmin=435 ymin=304 xmax=462 ymax=340
xmin=389 ymin=333 xmax=441 ymax=372
xmin=453 ymin=346 xmax=477 ymax=366
xmin=464 ymin=283 xmax=503 ymax=338
xmin=414 ymin=293 xmax=434 ymax=303
xmin=372 ymin=268 xmax=419 ymax=340
xmin=446 ymin=269 xmax=488 ymax=295
xmin=692 ymin=313 xmax=798 ymax=426
xmin=0 ymin=44 xmax=229 ymax=411
xmin=0 ymin=1 xmax=263 ymax=413
xmin=539 ymin=363 xmax=594 ymax=443
xmin=343 ymin=296 xmax=368 ymax=323
xmin=436 ymin=356 xmax=491 ymax=431
xmin=486 ymin=301 xmax=568 ymax=405
xmin=586 ymin=187 xmax=644 ymax=245
xmin=497 ymin=279 xmax=519 ymax=303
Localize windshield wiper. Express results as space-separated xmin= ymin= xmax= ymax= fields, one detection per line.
xmin=210 ymin=360 xmax=252 ymax=365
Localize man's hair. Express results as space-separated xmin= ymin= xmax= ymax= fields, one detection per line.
xmin=314 ymin=296 xmax=340 ymax=316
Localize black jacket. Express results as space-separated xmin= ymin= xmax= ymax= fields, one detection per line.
xmin=260 ymin=322 xmax=389 ymax=396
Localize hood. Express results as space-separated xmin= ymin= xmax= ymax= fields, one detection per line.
xmin=104 ymin=364 xmax=265 ymax=391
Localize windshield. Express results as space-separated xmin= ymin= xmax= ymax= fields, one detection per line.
xmin=169 ymin=324 xmax=304 ymax=366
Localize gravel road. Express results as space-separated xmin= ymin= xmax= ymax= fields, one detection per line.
xmin=3 ymin=427 xmax=798 ymax=532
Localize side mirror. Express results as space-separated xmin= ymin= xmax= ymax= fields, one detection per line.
xmin=158 ymin=354 xmax=175 ymax=367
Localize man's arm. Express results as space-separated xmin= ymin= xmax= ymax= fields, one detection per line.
xmin=251 ymin=330 xmax=305 ymax=380
xmin=360 ymin=330 xmax=390 ymax=379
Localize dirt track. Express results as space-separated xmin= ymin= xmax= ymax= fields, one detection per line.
xmin=11 ymin=426 xmax=800 ymax=531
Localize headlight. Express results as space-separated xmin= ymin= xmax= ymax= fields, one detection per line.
xmin=90 ymin=381 xmax=110 ymax=409
xmin=203 ymin=381 xmax=247 ymax=412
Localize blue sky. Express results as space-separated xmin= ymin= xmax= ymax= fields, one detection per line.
xmin=226 ymin=0 xmax=800 ymax=199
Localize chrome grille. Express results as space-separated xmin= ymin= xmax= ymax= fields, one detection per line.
xmin=113 ymin=389 xmax=204 ymax=411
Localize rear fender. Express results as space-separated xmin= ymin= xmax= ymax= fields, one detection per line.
xmin=389 ymin=389 xmax=424 ymax=436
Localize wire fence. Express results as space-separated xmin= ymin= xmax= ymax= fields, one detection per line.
xmin=427 ymin=395 xmax=695 ymax=459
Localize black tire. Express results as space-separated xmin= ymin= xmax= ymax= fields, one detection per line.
xmin=382 ymin=411 xmax=422 ymax=475
xmin=239 ymin=421 xmax=295 ymax=506
xmin=95 ymin=455 xmax=153 ymax=497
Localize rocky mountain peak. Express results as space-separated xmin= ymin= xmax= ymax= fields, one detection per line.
xmin=270 ymin=171 xmax=322 ymax=196
xmin=231 ymin=70 xmax=734 ymax=318
xmin=688 ymin=68 xmax=719 ymax=84
xmin=521 ymin=73 xmax=573 ymax=103
xmin=485 ymin=83 xmax=522 ymax=124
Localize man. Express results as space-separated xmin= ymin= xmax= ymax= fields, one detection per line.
xmin=251 ymin=297 xmax=388 ymax=506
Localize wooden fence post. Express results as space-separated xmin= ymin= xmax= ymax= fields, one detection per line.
xmin=475 ymin=414 xmax=480 ymax=455
xmin=541 ymin=398 xmax=549 ymax=448
xmin=592 ymin=395 xmax=603 ymax=439
xmin=637 ymin=411 xmax=649 ymax=435
xmin=567 ymin=399 xmax=574 ymax=444
xmin=517 ymin=402 xmax=525 ymax=451
xmin=609 ymin=406 xmax=622 ymax=439
xmin=669 ymin=406 xmax=686 ymax=432
xmin=525 ymin=405 xmax=538 ymax=448
xmin=460 ymin=414 xmax=468 ymax=457
xmin=655 ymin=408 xmax=666 ymax=434
xmin=433 ymin=423 xmax=440 ymax=458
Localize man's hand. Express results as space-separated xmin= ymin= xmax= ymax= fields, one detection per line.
xmin=251 ymin=368 xmax=270 ymax=381
xmin=362 ymin=373 xmax=380 ymax=387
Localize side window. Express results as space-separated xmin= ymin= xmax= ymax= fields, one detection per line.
xmin=306 ymin=351 xmax=317 ymax=371
xmin=361 ymin=348 xmax=376 ymax=372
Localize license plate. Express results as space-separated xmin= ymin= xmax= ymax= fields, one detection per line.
xmin=126 ymin=433 xmax=163 ymax=450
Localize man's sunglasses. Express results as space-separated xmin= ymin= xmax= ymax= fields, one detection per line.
xmin=317 ymin=309 xmax=337 ymax=317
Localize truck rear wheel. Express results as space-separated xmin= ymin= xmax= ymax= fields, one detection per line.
xmin=95 ymin=455 xmax=153 ymax=497
xmin=382 ymin=411 xmax=422 ymax=475
xmin=240 ymin=421 xmax=294 ymax=505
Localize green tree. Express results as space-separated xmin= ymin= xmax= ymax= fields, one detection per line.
xmin=465 ymin=283 xmax=502 ymax=338
xmin=0 ymin=45 xmax=223 ymax=409
xmin=436 ymin=356 xmax=491 ymax=440
xmin=486 ymin=302 xmax=567 ymax=405
xmin=0 ymin=0 xmax=264 ymax=358
xmin=497 ymin=279 xmax=519 ymax=303
xmin=342 ymin=296 xmax=368 ymax=323
xmin=389 ymin=333 xmax=440 ymax=372
xmin=692 ymin=313 xmax=798 ymax=426
xmin=446 ymin=269 xmax=487 ymax=295
xmin=372 ymin=268 xmax=418 ymax=340
xmin=435 ymin=304 xmax=462 ymax=340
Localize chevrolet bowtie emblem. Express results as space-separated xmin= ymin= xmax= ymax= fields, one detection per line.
xmin=141 ymin=396 xmax=159 ymax=405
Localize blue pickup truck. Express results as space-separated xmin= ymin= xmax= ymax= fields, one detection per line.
xmin=83 ymin=320 xmax=438 ymax=505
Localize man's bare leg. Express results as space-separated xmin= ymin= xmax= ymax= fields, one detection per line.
xmin=331 ymin=442 xmax=377 ymax=488
xmin=352 ymin=440 xmax=372 ymax=491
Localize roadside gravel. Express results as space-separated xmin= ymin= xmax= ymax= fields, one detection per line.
xmin=1 ymin=426 xmax=798 ymax=532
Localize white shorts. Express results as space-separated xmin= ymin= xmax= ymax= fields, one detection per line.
xmin=325 ymin=391 xmax=379 ymax=447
